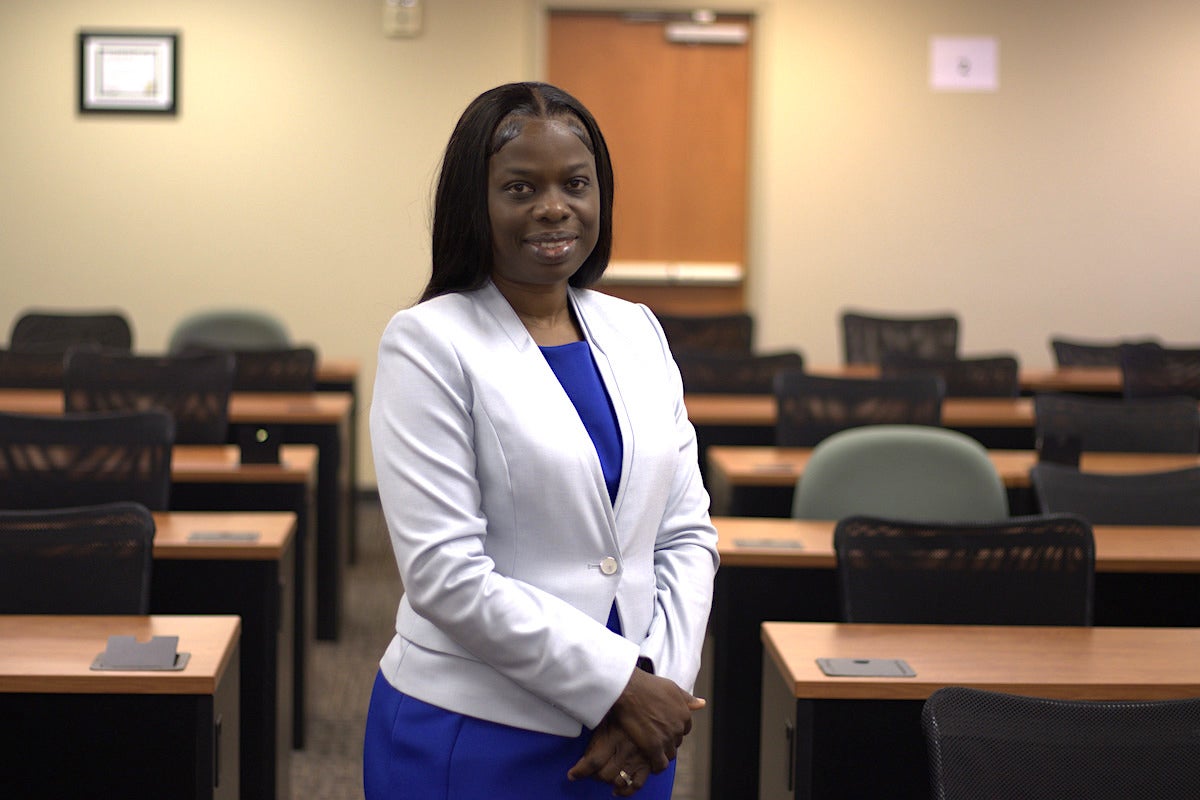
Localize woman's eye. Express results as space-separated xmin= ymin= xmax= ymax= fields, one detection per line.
xmin=567 ymin=178 xmax=590 ymax=192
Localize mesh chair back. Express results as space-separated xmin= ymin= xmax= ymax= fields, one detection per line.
xmin=880 ymin=353 xmax=1020 ymax=397
xmin=1034 ymin=393 xmax=1200 ymax=453
xmin=168 ymin=309 xmax=292 ymax=353
xmin=922 ymin=687 xmax=1200 ymax=800
xmin=182 ymin=344 xmax=318 ymax=391
xmin=834 ymin=514 xmax=1094 ymax=625
xmin=0 ymin=502 xmax=155 ymax=614
xmin=676 ymin=350 xmax=803 ymax=394
xmin=774 ymin=372 xmax=944 ymax=447
xmin=1030 ymin=463 xmax=1200 ymax=525
xmin=0 ymin=348 xmax=66 ymax=389
xmin=63 ymin=349 xmax=235 ymax=444
xmin=9 ymin=310 xmax=132 ymax=354
xmin=656 ymin=313 xmax=753 ymax=354
xmin=1120 ymin=344 xmax=1200 ymax=400
xmin=841 ymin=310 xmax=958 ymax=365
xmin=0 ymin=410 xmax=175 ymax=511
xmin=1050 ymin=336 xmax=1160 ymax=367
xmin=791 ymin=424 xmax=1008 ymax=521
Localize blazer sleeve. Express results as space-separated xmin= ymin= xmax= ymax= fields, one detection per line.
xmin=629 ymin=306 xmax=720 ymax=692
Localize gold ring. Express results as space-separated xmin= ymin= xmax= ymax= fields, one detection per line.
xmin=618 ymin=769 xmax=634 ymax=788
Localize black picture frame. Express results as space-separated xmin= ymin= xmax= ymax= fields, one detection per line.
xmin=78 ymin=31 xmax=178 ymax=115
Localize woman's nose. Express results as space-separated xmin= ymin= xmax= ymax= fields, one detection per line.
xmin=534 ymin=190 xmax=570 ymax=220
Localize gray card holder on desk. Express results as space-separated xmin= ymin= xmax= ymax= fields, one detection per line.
xmin=91 ymin=635 xmax=190 ymax=671
xmin=817 ymin=657 xmax=915 ymax=677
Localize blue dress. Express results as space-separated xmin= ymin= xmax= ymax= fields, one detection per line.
xmin=363 ymin=340 xmax=678 ymax=799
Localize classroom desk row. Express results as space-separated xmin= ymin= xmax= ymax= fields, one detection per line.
xmin=710 ymin=516 xmax=1200 ymax=800
xmin=0 ymin=614 xmax=242 ymax=799
xmin=0 ymin=386 xmax=353 ymax=643
xmin=1 ymin=509 xmax=300 ymax=800
xmin=758 ymin=622 xmax=1200 ymax=800
xmin=704 ymin=445 xmax=1200 ymax=517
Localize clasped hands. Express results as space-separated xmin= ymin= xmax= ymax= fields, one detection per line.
xmin=567 ymin=667 xmax=704 ymax=796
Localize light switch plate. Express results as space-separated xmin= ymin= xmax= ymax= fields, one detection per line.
xmin=383 ymin=0 xmax=422 ymax=38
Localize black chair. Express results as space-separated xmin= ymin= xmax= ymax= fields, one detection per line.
xmin=182 ymin=344 xmax=318 ymax=392
xmin=1034 ymin=392 xmax=1200 ymax=453
xmin=880 ymin=353 xmax=1020 ymax=397
xmin=0 ymin=410 xmax=175 ymax=511
xmin=675 ymin=350 xmax=803 ymax=394
xmin=8 ymin=309 xmax=133 ymax=354
xmin=1050 ymin=335 xmax=1160 ymax=367
xmin=0 ymin=348 xmax=66 ymax=389
xmin=840 ymin=310 xmax=958 ymax=365
xmin=922 ymin=687 xmax=1200 ymax=800
xmin=834 ymin=514 xmax=1095 ymax=626
xmin=0 ymin=502 xmax=155 ymax=614
xmin=1120 ymin=343 xmax=1200 ymax=400
xmin=773 ymin=371 xmax=944 ymax=447
xmin=656 ymin=312 xmax=753 ymax=354
xmin=63 ymin=348 xmax=235 ymax=444
xmin=1030 ymin=463 xmax=1200 ymax=525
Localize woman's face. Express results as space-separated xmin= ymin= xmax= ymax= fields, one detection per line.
xmin=487 ymin=117 xmax=600 ymax=290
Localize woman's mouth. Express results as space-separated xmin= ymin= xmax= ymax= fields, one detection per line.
xmin=526 ymin=234 xmax=577 ymax=261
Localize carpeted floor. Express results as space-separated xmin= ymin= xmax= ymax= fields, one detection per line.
xmin=289 ymin=494 xmax=709 ymax=799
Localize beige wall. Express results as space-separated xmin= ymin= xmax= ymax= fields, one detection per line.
xmin=3 ymin=0 xmax=1198 ymax=487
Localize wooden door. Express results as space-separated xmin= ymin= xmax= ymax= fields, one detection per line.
xmin=548 ymin=11 xmax=753 ymax=314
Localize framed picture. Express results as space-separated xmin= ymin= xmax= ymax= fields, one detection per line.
xmin=78 ymin=31 xmax=178 ymax=114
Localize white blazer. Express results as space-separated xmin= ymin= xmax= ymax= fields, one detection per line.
xmin=369 ymin=281 xmax=719 ymax=736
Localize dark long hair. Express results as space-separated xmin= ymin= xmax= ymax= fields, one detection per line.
xmin=420 ymin=82 xmax=615 ymax=302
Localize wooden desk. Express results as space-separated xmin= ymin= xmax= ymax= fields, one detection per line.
xmin=1019 ymin=365 xmax=1122 ymax=394
xmin=686 ymin=394 xmax=1038 ymax=455
xmin=0 ymin=615 xmax=241 ymax=800
xmin=705 ymin=445 xmax=1200 ymax=517
xmin=759 ymin=622 xmax=1200 ymax=800
xmin=687 ymin=394 xmax=1036 ymax=429
xmin=152 ymin=511 xmax=296 ymax=800
xmin=806 ymin=363 xmax=1125 ymax=395
xmin=315 ymin=357 xmax=362 ymax=565
xmin=231 ymin=392 xmax=353 ymax=642
xmin=0 ymin=387 xmax=353 ymax=643
xmin=170 ymin=443 xmax=317 ymax=750
xmin=709 ymin=517 xmax=1200 ymax=800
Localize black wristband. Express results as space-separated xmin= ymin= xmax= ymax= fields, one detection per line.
xmin=635 ymin=656 xmax=655 ymax=674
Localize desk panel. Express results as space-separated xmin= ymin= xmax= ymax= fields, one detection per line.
xmin=152 ymin=511 xmax=296 ymax=800
xmin=171 ymin=444 xmax=316 ymax=750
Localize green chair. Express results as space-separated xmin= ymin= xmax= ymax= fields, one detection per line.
xmin=168 ymin=309 xmax=290 ymax=353
xmin=792 ymin=424 xmax=1008 ymax=521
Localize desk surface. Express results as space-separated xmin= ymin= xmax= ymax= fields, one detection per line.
xmin=707 ymin=445 xmax=1200 ymax=489
xmin=172 ymin=443 xmax=318 ymax=484
xmin=762 ymin=621 xmax=1200 ymax=701
xmin=315 ymin=357 xmax=359 ymax=385
xmin=0 ymin=387 xmax=350 ymax=425
xmin=807 ymin=364 xmax=1123 ymax=394
xmin=714 ymin=515 xmax=1200 ymax=573
xmin=686 ymin=394 xmax=1035 ymax=428
xmin=151 ymin=510 xmax=296 ymax=560
xmin=0 ymin=615 xmax=240 ymax=695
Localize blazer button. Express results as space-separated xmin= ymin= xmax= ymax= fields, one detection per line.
xmin=599 ymin=556 xmax=619 ymax=575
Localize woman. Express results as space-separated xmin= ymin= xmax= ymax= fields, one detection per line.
xmin=365 ymin=82 xmax=719 ymax=799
